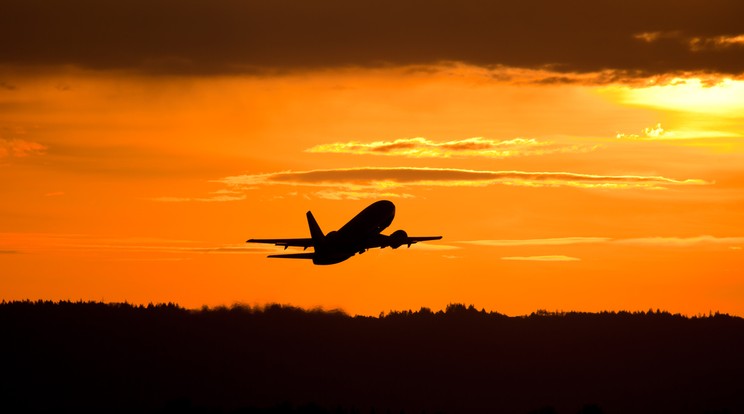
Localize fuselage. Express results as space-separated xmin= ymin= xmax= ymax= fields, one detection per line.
xmin=313 ymin=200 xmax=395 ymax=265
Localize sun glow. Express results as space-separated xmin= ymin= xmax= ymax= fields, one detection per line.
xmin=618 ymin=78 xmax=744 ymax=115
xmin=2 ymin=64 xmax=744 ymax=317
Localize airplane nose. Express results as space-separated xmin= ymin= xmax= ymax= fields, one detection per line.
xmin=377 ymin=199 xmax=395 ymax=214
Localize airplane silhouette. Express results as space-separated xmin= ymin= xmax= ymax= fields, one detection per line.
xmin=247 ymin=200 xmax=442 ymax=265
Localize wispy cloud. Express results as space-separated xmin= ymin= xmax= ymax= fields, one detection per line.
xmin=312 ymin=190 xmax=415 ymax=201
xmin=307 ymin=137 xmax=594 ymax=159
xmin=0 ymin=233 xmax=269 ymax=256
xmin=462 ymin=237 xmax=610 ymax=247
xmin=151 ymin=195 xmax=247 ymax=203
xmin=616 ymin=123 xmax=674 ymax=140
xmin=615 ymin=123 xmax=739 ymax=140
xmin=634 ymin=31 xmax=744 ymax=52
xmin=633 ymin=31 xmax=672 ymax=43
xmin=501 ymin=255 xmax=581 ymax=262
xmin=151 ymin=190 xmax=247 ymax=203
xmin=0 ymin=138 xmax=46 ymax=158
xmin=217 ymin=167 xmax=707 ymax=195
xmin=618 ymin=236 xmax=744 ymax=247
xmin=689 ymin=34 xmax=744 ymax=52
xmin=408 ymin=243 xmax=461 ymax=251
xmin=462 ymin=235 xmax=744 ymax=248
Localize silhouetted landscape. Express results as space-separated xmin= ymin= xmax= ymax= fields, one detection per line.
xmin=3 ymin=301 xmax=743 ymax=414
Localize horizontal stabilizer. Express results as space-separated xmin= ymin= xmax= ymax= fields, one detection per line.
xmin=268 ymin=252 xmax=315 ymax=260
xmin=247 ymin=238 xmax=313 ymax=249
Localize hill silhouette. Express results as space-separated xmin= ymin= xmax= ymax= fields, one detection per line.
xmin=2 ymin=301 xmax=743 ymax=414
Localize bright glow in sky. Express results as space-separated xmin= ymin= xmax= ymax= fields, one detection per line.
xmin=2 ymin=62 xmax=742 ymax=316
xmin=617 ymin=78 xmax=744 ymax=116
xmin=9 ymin=0 xmax=744 ymax=313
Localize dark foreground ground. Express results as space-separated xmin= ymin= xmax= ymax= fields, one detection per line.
xmin=2 ymin=301 xmax=743 ymax=414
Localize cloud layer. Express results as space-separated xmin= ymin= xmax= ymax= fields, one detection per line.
xmin=2 ymin=0 xmax=743 ymax=76
xmin=218 ymin=167 xmax=707 ymax=195
xmin=307 ymin=137 xmax=594 ymax=158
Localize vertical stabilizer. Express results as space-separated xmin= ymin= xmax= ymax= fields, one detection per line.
xmin=306 ymin=211 xmax=325 ymax=244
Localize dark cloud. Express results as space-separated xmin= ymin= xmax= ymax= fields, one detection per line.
xmin=1 ymin=0 xmax=743 ymax=77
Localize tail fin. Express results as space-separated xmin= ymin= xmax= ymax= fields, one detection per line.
xmin=306 ymin=211 xmax=325 ymax=244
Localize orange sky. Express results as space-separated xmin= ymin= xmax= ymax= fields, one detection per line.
xmin=2 ymin=1 xmax=743 ymax=316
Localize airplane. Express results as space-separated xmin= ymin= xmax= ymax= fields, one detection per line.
xmin=247 ymin=200 xmax=442 ymax=265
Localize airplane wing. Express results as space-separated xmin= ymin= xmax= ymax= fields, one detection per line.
xmin=407 ymin=236 xmax=442 ymax=243
xmin=267 ymin=252 xmax=315 ymax=259
xmin=397 ymin=236 xmax=442 ymax=247
xmin=366 ymin=233 xmax=442 ymax=249
xmin=246 ymin=238 xmax=314 ymax=250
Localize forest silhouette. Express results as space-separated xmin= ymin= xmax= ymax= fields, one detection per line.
xmin=2 ymin=301 xmax=743 ymax=414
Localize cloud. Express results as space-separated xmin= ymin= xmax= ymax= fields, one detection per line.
xmin=617 ymin=236 xmax=744 ymax=247
xmin=218 ymin=167 xmax=708 ymax=193
xmin=151 ymin=191 xmax=247 ymax=203
xmin=501 ymin=255 xmax=581 ymax=262
xmin=462 ymin=235 xmax=744 ymax=248
xmin=631 ymin=29 xmax=744 ymax=63
xmin=181 ymin=245 xmax=272 ymax=254
xmin=0 ymin=138 xmax=46 ymax=158
xmin=0 ymin=233 xmax=269 ymax=255
xmin=2 ymin=0 xmax=744 ymax=77
xmin=616 ymin=123 xmax=673 ymax=140
xmin=614 ymin=123 xmax=740 ymax=140
xmin=462 ymin=237 xmax=611 ymax=247
xmin=151 ymin=195 xmax=247 ymax=203
xmin=689 ymin=34 xmax=744 ymax=52
xmin=105 ymin=243 xmax=270 ymax=255
xmin=307 ymin=137 xmax=595 ymax=158
xmin=312 ymin=190 xmax=415 ymax=201
xmin=714 ymin=34 xmax=744 ymax=47
xmin=633 ymin=32 xmax=671 ymax=43
xmin=409 ymin=243 xmax=461 ymax=251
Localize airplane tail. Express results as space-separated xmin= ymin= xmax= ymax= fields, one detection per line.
xmin=306 ymin=211 xmax=325 ymax=244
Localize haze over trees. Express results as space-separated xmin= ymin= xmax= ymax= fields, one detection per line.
xmin=2 ymin=301 xmax=743 ymax=414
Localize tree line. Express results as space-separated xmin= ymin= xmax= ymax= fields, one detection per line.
xmin=2 ymin=300 xmax=742 ymax=414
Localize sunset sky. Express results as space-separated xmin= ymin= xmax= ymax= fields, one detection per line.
xmin=2 ymin=0 xmax=743 ymax=316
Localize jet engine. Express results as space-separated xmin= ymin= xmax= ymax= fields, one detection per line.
xmin=388 ymin=229 xmax=409 ymax=249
